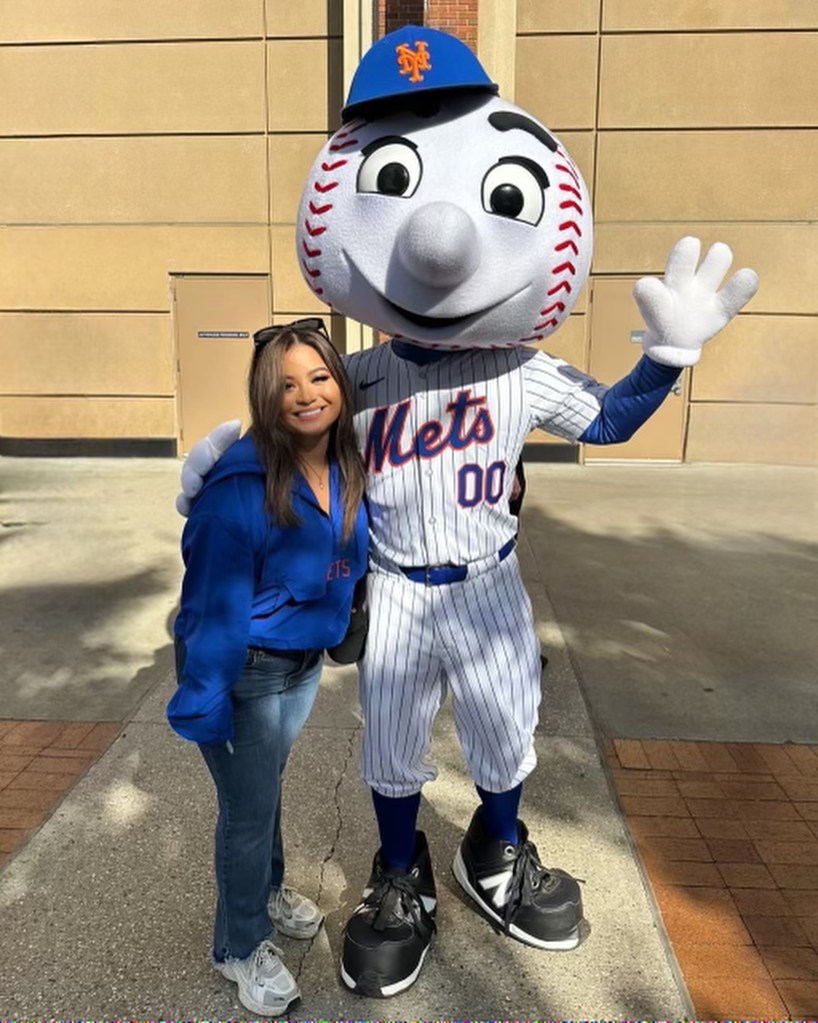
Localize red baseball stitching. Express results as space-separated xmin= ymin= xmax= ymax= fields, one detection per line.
xmin=519 ymin=153 xmax=587 ymax=343
xmin=555 ymin=158 xmax=580 ymax=186
xmin=329 ymin=121 xmax=362 ymax=153
xmin=301 ymin=124 xmax=363 ymax=298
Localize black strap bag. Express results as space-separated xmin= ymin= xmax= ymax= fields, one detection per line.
xmin=327 ymin=573 xmax=369 ymax=664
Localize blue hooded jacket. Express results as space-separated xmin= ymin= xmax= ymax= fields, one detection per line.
xmin=168 ymin=432 xmax=368 ymax=745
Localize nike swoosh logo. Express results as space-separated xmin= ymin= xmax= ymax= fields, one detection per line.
xmin=359 ymin=377 xmax=385 ymax=391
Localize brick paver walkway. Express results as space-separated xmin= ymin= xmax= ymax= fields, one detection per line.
xmin=3 ymin=718 xmax=818 ymax=1018
xmin=0 ymin=719 xmax=121 ymax=868
xmin=605 ymin=738 xmax=818 ymax=1020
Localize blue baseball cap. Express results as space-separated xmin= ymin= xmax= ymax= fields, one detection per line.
xmin=342 ymin=25 xmax=498 ymax=122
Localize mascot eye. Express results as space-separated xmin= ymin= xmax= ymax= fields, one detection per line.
xmin=358 ymin=140 xmax=422 ymax=198
xmin=481 ymin=160 xmax=546 ymax=226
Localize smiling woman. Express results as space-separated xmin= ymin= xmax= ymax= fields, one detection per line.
xmin=167 ymin=319 xmax=368 ymax=1018
xmin=248 ymin=320 xmax=364 ymax=530
xmin=281 ymin=345 xmax=342 ymax=499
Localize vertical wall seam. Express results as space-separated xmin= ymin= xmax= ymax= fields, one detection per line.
xmin=592 ymin=0 xmax=603 ymax=223
xmin=262 ymin=1 xmax=274 ymax=316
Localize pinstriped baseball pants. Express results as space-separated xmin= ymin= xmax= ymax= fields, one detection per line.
xmin=358 ymin=553 xmax=541 ymax=796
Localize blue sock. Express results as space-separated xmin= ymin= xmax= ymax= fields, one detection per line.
xmin=371 ymin=789 xmax=421 ymax=871
xmin=476 ymin=783 xmax=522 ymax=844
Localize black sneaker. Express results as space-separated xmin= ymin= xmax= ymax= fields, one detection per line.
xmin=453 ymin=808 xmax=583 ymax=950
xmin=340 ymin=831 xmax=436 ymax=997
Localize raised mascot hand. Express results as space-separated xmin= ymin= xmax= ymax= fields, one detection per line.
xmin=633 ymin=237 xmax=759 ymax=368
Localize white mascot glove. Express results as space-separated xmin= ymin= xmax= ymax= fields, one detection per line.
xmin=633 ymin=236 xmax=759 ymax=367
xmin=175 ymin=419 xmax=242 ymax=517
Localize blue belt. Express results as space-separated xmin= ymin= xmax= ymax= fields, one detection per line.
xmin=400 ymin=538 xmax=516 ymax=586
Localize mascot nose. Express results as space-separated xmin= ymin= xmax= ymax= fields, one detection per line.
xmin=396 ymin=202 xmax=480 ymax=287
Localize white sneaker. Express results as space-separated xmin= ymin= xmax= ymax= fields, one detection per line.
xmin=269 ymin=884 xmax=324 ymax=939
xmin=216 ymin=939 xmax=300 ymax=1016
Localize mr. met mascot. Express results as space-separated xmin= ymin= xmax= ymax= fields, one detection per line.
xmin=179 ymin=25 xmax=758 ymax=998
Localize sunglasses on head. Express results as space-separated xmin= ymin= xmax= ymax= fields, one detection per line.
xmin=253 ymin=317 xmax=330 ymax=351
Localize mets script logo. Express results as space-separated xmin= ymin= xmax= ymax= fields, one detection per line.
xmin=327 ymin=559 xmax=351 ymax=581
xmin=396 ymin=41 xmax=432 ymax=84
xmin=365 ymin=390 xmax=494 ymax=472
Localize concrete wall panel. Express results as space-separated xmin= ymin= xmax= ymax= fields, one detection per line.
xmin=0 ymin=396 xmax=176 ymax=438
xmin=595 ymin=130 xmax=818 ymax=223
xmin=0 ymin=0 xmax=263 ymax=43
xmin=0 ymin=137 xmax=267 ymax=224
xmin=686 ymin=403 xmax=817 ymax=465
xmin=0 ymin=227 xmax=270 ymax=310
xmin=0 ymin=42 xmax=265 ymax=135
xmin=267 ymin=39 xmax=344 ymax=132
xmin=600 ymin=33 xmax=818 ymax=128
xmin=516 ymin=36 xmax=598 ymax=131
xmin=518 ymin=0 xmax=598 ymax=34
xmin=265 ymin=0 xmax=342 ymax=38
xmin=691 ymin=316 xmax=817 ymax=405
xmin=603 ymin=1 xmax=818 ymax=32
xmin=0 ymin=313 xmax=173 ymax=395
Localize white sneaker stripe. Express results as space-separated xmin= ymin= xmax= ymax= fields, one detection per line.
xmin=478 ymin=868 xmax=513 ymax=908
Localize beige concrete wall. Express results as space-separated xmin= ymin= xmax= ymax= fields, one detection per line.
xmin=0 ymin=0 xmax=340 ymax=443
xmin=4 ymin=0 xmax=815 ymax=464
xmin=515 ymin=3 xmax=817 ymax=464
xmin=0 ymin=1 xmax=265 ymax=43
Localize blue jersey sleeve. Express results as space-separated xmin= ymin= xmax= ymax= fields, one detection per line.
xmin=579 ymin=356 xmax=681 ymax=445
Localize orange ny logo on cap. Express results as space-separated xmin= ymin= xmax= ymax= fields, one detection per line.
xmin=395 ymin=40 xmax=432 ymax=83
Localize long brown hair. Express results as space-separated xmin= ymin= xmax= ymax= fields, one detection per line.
xmin=248 ymin=326 xmax=366 ymax=541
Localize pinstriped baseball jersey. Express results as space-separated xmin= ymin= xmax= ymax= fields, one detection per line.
xmin=344 ymin=340 xmax=604 ymax=568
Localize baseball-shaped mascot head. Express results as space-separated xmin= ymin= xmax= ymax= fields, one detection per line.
xmin=297 ymin=25 xmax=592 ymax=350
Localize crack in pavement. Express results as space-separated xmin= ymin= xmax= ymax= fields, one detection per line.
xmin=291 ymin=725 xmax=358 ymax=983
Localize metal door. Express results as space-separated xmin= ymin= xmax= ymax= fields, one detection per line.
xmin=586 ymin=277 xmax=688 ymax=461
xmin=173 ymin=275 xmax=270 ymax=455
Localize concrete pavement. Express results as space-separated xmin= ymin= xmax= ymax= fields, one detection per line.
xmin=1 ymin=457 xmax=814 ymax=1018
xmin=521 ymin=463 xmax=817 ymax=743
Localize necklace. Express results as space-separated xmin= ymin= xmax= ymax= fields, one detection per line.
xmin=300 ymin=459 xmax=329 ymax=490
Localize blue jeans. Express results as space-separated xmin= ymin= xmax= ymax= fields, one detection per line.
xmin=195 ymin=645 xmax=322 ymax=962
